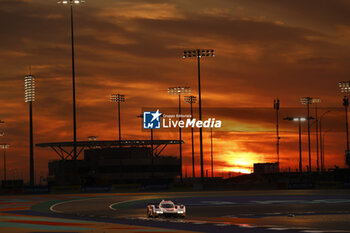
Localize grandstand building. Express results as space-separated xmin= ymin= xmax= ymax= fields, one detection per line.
xmin=38 ymin=140 xmax=182 ymax=185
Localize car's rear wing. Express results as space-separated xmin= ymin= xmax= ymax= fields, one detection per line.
xmin=147 ymin=203 xmax=159 ymax=205
xmin=174 ymin=203 xmax=185 ymax=208
xmin=147 ymin=203 xmax=160 ymax=208
xmin=174 ymin=202 xmax=184 ymax=205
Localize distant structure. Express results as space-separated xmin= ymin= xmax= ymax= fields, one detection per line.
xmin=24 ymin=74 xmax=35 ymax=186
xmin=88 ymin=136 xmax=98 ymax=141
xmin=253 ymin=162 xmax=279 ymax=174
xmin=2 ymin=180 xmax=23 ymax=190
xmin=37 ymin=140 xmax=182 ymax=185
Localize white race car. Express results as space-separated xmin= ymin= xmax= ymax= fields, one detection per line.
xmin=147 ymin=200 xmax=186 ymax=218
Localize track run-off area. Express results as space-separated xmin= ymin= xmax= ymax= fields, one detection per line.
xmin=1 ymin=190 xmax=350 ymax=233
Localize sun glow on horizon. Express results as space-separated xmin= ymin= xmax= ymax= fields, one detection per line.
xmin=226 ymin=168 xmax=252 ymax=174
xmin=220 ymin=151 xmax=264 ymax=174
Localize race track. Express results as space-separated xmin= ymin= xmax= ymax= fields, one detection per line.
xmin=49 ymin=190 xmax=350 ymax=233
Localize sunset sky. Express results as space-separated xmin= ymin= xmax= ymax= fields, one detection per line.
xmin=1 ymin=0 xmax=350 ymax=182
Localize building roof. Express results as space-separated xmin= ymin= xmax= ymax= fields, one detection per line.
xmin=36 ymin=140 xmax=183 ymax=160
xmin=36 ymin=140 xmax=183 ymax=148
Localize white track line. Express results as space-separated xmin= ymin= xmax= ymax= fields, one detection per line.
xmin=108 ymin=199 xmax=139 ymax=211
xmin=215 ymin=223 xmax=231 ymax=227
xmin=50 ymin=198 xmax=94 ymax=213
xmin=50 ymin=196 xmax=127 ymax=213
xmin=237 ymin=225 xmax=256 ymax=228
xmin=191 ymin=222 xmax=206 ymax=225
xmin=49 ymin=201 xmax=77 ymax=213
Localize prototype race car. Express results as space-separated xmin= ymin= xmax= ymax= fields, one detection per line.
xmin=147 ymin=200 xmax=186 ymax=218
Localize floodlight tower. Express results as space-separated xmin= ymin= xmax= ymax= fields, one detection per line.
xmin=168 ymin=87 xmax=191 ymax=182
xmin=321 ymin=130 xmax=331 ymax=171
xmin=274 ymin=98 xmax=280 ymax=164
xmin=25 ymin=75 xmax=35 ymax=186
xmin=57 ymin=0 xmax=85 ymax=160
xmin=300 ymin=97 xmax=313 ymax=172
xmin=183 ymin=49 xmax=215 ymax=183
xmin=284 ymin=116 xmax=308 ymax=173
xmin=319 ymin=110 xmax=331 ymax=172
xmin=339 ymin=81 xmax=350 ymax=167
xmin=185 ymin=95 xmax=197 ymax=178
xmin=111 ymin=94 xmax=125 ymax=141
xmin=311 ymin=98 xmax=321 ymax=172
xmin=0 ymin=144 xmax=10 ymax=181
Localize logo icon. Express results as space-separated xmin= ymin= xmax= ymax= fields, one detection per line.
xmin=143 ymin=109 xmax=162 ymax=129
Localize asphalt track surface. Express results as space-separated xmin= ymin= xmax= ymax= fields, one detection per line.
xmin=49 ymin=190 xmax=350 ymax=233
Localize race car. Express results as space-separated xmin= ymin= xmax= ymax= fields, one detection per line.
xmin=147 ymin=200 xmax=186 ymax=218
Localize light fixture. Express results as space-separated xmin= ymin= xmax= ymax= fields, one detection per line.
xmin=24 ymin=75 xmax=35 ymax=103
xmin=184 ymin=96 xmax=197 ymax=104
xmin=57 ymin=0 xmax=85 ymax=4
xmin=110 ymin=94 xmax=125 ymax=103
xmin=339 ymin=81 xmax=350 ymax=93
xmin=0 ymin=144 xmax=9 ymax=149
xmin=168 ymin=87 xmax=191 ymax=95
xmin=183 ymin=49 xmax=215 ymax=58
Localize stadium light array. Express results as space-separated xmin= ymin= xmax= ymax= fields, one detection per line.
xmin=183 ymin=49 xmax=215 ymax=58
xmin=111 ymin=94 xmax=126 ymax=141
xmin=24 ymin=75 xmax=35 ymax=103
xmin=57 ymin=0 xmax=85 ymax=4
xmin=168 ymin=87 xmax=191 ymax=95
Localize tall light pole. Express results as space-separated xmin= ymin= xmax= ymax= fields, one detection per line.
xmin=300 ymin=97 xmax=313 ymax=172
xmin=111 ymin=94 xmax=125 ymax=141
xmin=25 ymin=75 xmax=35 ymax=186
xmin=57 ymin=0 xmax=84 ymax=160
xmin=339 ymin=81 xmax=350 ymax=167
xmin=185 ymin=95 xmax=197 ymax=178
xmin=168 ymin=87 xmax=191 ymax=182
xmin=183 ymin=49 xmax=215 ymax=183
xmin=311 ymin=98 xmax=321 ymax=172
xmin=0 ymin=144 xmax=10 ymax=181
xmin=284 ymin=117 xmax=308 ymax=173
xmin=274 ymin=98 xmax=280 ymax=164
xmin=319 ymin=110 xmax=331 ymax=172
